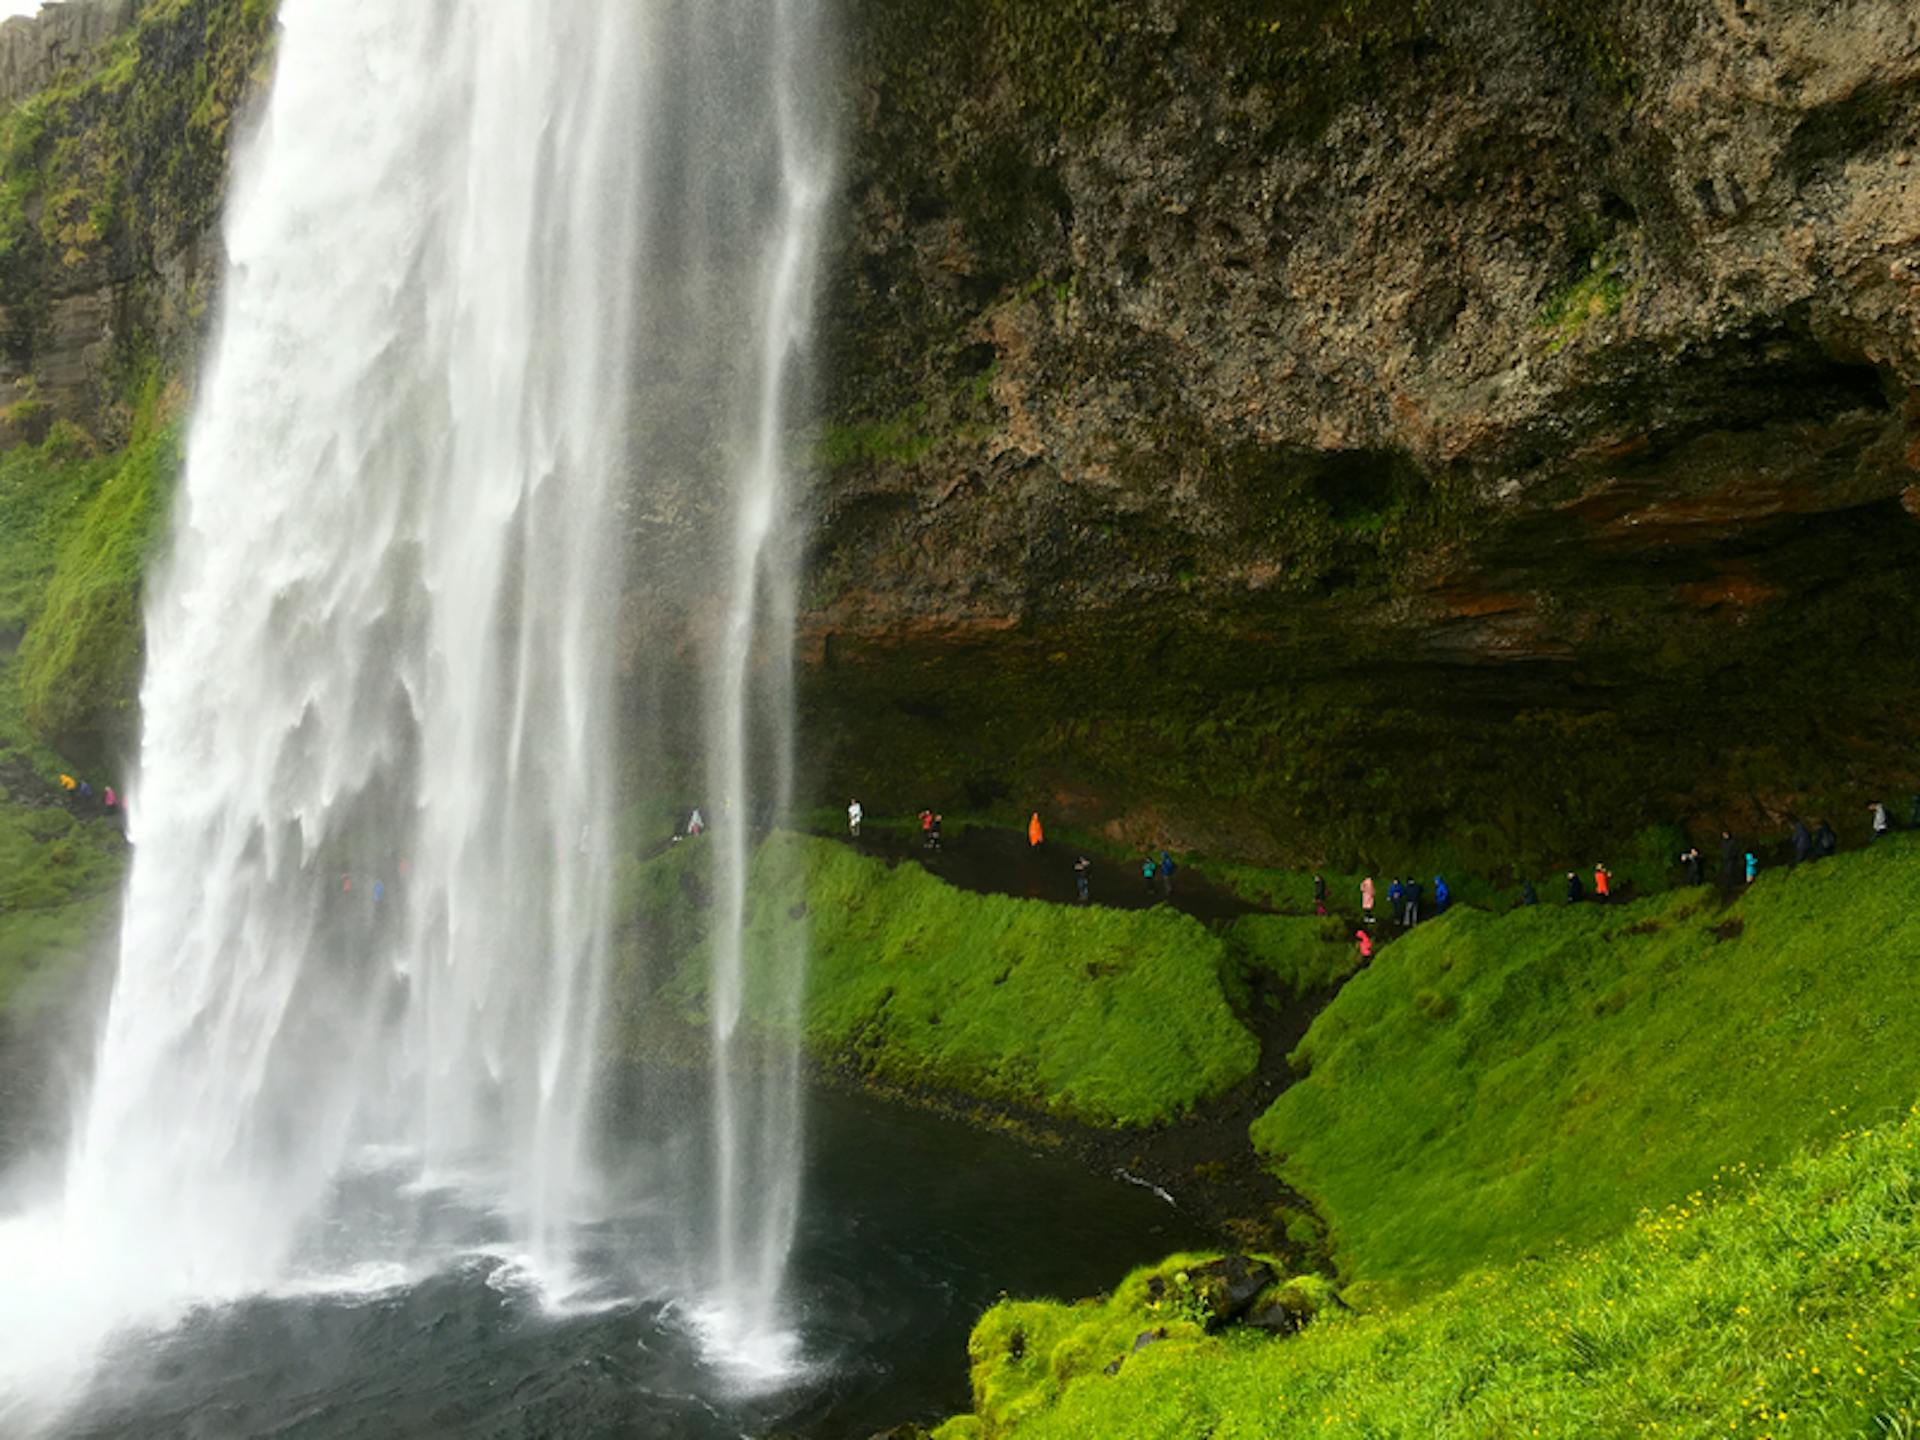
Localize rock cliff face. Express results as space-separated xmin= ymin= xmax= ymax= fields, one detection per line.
xmin=0 ymin=0 xmax=271 ymax=448
xmin=1 ymin=0 xmax=1915 ymax=866
xmin=800 ymin=0 xmax=1920 ymax=864
xmin=0 ymin=0 xmax=137 ymax=108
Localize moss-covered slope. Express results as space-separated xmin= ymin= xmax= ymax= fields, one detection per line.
xmin=931 ymin=1108 xmax=1920 ymax=1439
xmin=618 ymin=832 xmax=1259 ymax=1128
xmin=1253 ymin=839 xmax=1920 ymax=1298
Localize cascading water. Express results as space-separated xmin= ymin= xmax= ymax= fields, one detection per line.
xmin=0 ymin=0 xmax=834 ymax=1421
xmin=697 ymin=0 xmax=834 ymax=1367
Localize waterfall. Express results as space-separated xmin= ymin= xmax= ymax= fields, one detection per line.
xmin=0 ymin=0 xmax=833 ymax=1413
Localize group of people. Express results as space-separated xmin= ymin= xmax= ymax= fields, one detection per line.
xmin=1350 ymin=873 xmax=1454 ymax=930
xmin=1066 ymin=846 xmax=1179 ymax=904
xmin=56 ymin=772 xmax=119 ymax=813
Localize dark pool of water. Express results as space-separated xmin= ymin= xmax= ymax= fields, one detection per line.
xmin=40 ymin=1087 xmax=1203 ymax=1439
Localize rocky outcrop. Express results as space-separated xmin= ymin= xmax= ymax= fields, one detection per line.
xmin=0 ymin=0 xmax=137 ymax=108
xmin=0 ymin=0 xmax=273 ymax=447
xmin=797 ymin=0 xmax=1920 ymax=864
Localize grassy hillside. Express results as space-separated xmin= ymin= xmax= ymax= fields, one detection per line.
xmin=1253 ymin=838 xmax=1920 ymax=1297
xmin=619 ymin=832 xmax=1260 ymax=1127
xmin=932 ymin=1105 xmax=1920 ymax=1439
xmin=0 ymin=428 xmax=141 ymax=1012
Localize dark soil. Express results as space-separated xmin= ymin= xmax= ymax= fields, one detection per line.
xmin=838 ymin=822 xmax=1260 ymax=925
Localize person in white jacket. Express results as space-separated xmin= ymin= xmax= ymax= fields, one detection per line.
xmin=848 ymin=798 xmax=863 ymax=838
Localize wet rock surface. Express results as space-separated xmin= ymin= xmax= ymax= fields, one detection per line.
xmin=790 ymin=0 xmax=1920 ymax=859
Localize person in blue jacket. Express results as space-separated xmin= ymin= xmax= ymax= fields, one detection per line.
xmin=1388 ymin=877 xmax=1405 ymax=927
xmin=1433 ymin=877 xmax=1450 ymax=915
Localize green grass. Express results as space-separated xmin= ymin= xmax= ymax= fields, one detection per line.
xmin=1251 ymin=838 xmax=1920 ymax=1298
xmin=17 ymin=425 xmax=180 ymax=758
xmin=626 ymin=831 xmax=1260 ymax=1127
xmin=932 ymin=1105 xmax=1920 ymax=1438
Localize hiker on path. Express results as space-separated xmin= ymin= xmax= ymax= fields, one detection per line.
xmin=1433 ymin=877 xmax=1451 ymax=915
xmin=1520 ymin=878 xmax=1538 ymax=908
xmin=1386 ymin=877 xmax=1402 ymax=926
xmin=1141 ymin=854 xmax=1158 ymax=895
xmin=1746 ymin=851 xmax=1759 ymax=884
xmin=688 ymin=807 xmax=705 ymax=837
xmin=1355 ymin=929 xmax=1374 ymax=961
xmin=1314 ymin=874 xmax=1329 ymax=917
xmin=1681 ymin=846 xmax=1703 ymax=886
xmin=1406 ymin=879 xmax=1423 ymax=927
xmin=58 ymin=774 xmax=75 ymax=793
xmin=929 ymin=813 xmax=943 ymax=850
xmin=1566 ymin=870 xmax=1584 ymax=904
xmin=1817 ymin=820 xmax=1837 ymax=858
xmin=1871 ymin=801 xmax=1890 ymax=843
xmin=103 ymin=786 xmax=117 ymax=811
xmin=78 ymin=781 xmax=91 ymax=801
xmin=1720 ymin=831 xmax=1740 ymax=887
xmin=1158 ymin=850 xmax=1176 ymax=898
xmin=1790 ymin=820 xmax=1812 ymax=867
xmin=1028 ymin=813 xmax=1044 ymax=848
xmin=1074 ymin=855 xmax=1092 ymax=903
xmin=920 ymin=809 xmax=934 ymax=848
xmin=1594 ymin=864 xmax=1611 ymax=903
xmin=848 ymin=799 xmax=863 ymax=838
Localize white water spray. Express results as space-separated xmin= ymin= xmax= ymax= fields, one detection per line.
xmin=0 ymin=0 xmax=647 ymax=1407
xmin=691 ymin=0 xmax=834 ymax=1371
xmin=0 ymin=0 xmax=836 ymax=1415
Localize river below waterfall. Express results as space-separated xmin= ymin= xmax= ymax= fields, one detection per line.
xmin=16 ymin=1080 xmax=1201 ymax=1438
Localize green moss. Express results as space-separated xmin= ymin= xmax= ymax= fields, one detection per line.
xmin=1252 ymin=838 xmax=1920 ymax=1296
xmin=0 ymin=794 xmax=124 ymax=1012
xmin=936 ymin=1108 xmax=1920 ymax=1437
xmin=817 ymin=405 xmax=937 ymax=469
xmin=628 ymin=832 xmax=1260 ymax=1127
xmin=1537 ymin=241 xmax=1632 ymax=352
xmin=16 ymin=426 xmax=180 ymax=760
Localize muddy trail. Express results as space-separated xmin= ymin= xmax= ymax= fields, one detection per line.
xmin=833 ymin=821 xmax=1262 ymax=925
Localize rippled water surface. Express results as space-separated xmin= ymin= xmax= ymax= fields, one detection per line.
xmin=38 ymin=1086 xmax=1200 ymax=1439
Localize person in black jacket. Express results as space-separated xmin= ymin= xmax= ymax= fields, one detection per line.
xmin=1681 ymin=846 xmax=1703 ymax=886
xmin=1790 ymin=820 xmax=1812 ymax=867
xmin=1814 ymin=820 xmax=1838 ymax=859
xmin=1566 ymin=870 xmax=1585 ymax=904
xmin=1519 ymin=878 xmax=1538 ymax=908
xmin=1719 ymin=830 xmax=1740 ymax=887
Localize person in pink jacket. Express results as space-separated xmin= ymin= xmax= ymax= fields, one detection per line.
xmin=1360 ymin=875 xmax=1375 ymax=925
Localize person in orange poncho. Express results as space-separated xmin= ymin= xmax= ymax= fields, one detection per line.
xmin=1028 ymin=812 xmax=1044 ymax=847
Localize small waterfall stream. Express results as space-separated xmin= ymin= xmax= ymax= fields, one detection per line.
xmin=0 ymin=0 xmax=833 ymax=1420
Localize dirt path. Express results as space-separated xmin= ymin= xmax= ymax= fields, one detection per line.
xmin=836 ymin=822 xmax=1261 ymax=925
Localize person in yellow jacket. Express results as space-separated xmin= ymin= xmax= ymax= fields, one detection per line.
xmin=58 ymin=773 xmax=76 ymax=792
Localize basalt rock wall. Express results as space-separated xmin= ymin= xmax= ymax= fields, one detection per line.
xmin=796 ymin=0 xmax=1920 ymax=867
xmin=0 ymin=0 xmax=1916 ymax=868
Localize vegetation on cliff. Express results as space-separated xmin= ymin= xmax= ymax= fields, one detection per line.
xmin=1 ymin=0 xmax=276 ymax=416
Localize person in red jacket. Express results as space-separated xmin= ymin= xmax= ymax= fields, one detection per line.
xmin=1355 ymin=929 xmax=1374 ymax=961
